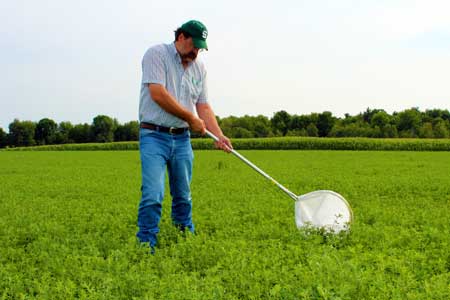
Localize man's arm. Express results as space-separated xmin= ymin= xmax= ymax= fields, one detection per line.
xmin=196 ymin=102 xmax=232 ymax=152
xmin=149 ymin=83 xmax=205 ymax=133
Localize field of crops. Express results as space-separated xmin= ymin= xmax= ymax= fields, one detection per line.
xmin=5 ymin=136 xmax=450 ymax=151
xmin=1 ymin=150 xmax=450 ymax=299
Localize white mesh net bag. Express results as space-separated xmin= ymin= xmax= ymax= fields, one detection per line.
xmin=295 ymin=190 xmax=353 ymax=233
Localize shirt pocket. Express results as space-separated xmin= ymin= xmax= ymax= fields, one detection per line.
xmin=188 ymin=77 xmax=202 ymax=103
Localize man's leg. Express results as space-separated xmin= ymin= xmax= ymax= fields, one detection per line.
xmin=136 ymin=129 xmax=168 ymax=247
xmin=168 ymin=133 xmax=195 ymax=233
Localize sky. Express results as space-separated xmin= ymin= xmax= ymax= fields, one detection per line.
xmin=1 ymin=0 xmax=450 ymax=130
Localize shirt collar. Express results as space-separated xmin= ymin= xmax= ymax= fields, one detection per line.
xmin=169 ymin=42 xmax=181 ymax=62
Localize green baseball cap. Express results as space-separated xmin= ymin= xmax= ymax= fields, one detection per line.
xmin=181 ymin=20 xmax=208 ymax=50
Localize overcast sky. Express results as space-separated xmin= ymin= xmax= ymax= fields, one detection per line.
xmin=1 ymin=0 xmax=449 ymax=130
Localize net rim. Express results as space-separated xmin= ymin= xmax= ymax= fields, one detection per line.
xmin=296 ymin=190 xmax=354 ymax=227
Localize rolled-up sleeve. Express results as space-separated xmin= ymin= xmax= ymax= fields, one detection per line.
xmin=142 ymin=48 xmax=166 ymax=86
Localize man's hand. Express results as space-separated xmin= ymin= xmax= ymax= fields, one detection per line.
xmin=188 ymin=116 xmax=206 ymax=134
xmin=214 ymin=135 xmax=233 ymax=153
xmin=195 ymin=103 xmax=230 ymax=151
xmin=150 ymin=84 xmax=205 ymax=132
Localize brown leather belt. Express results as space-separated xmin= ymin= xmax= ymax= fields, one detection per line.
xmin=140 ymin=122 xmax=188 ymax=135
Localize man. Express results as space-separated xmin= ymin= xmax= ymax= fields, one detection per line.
xmin=137 ymin=20 xmax=232 ymax=253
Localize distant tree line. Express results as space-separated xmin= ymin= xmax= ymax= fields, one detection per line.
xmin=0 ymin=115 xmax=139 ymax=148
xmin=214 ymin=108 xmax=450 ymax=139
xmin=1 ymin=108 xmax=449 ymax=148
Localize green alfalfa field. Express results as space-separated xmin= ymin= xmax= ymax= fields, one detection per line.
xmin=1 ymin=150 xmax=449 ymax=299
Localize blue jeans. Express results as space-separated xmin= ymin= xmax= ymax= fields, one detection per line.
xmin=136 ymin=128 xmax=194 ymax=247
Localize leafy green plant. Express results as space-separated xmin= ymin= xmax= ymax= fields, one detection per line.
xmin=1 ymin=151 xmax=449 ymax=299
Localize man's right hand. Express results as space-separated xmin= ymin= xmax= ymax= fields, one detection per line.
xmin=188 ymin=116 xmax=206 ymax=134
xmin=149 ymin=84 xmax=206 ymax=134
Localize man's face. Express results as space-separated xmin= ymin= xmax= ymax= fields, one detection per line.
xmin=179 ymin=34 xmax=201 ymax=63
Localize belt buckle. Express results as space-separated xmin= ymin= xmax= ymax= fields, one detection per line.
xmin=169 ymin=127 xmax=176 ymax=134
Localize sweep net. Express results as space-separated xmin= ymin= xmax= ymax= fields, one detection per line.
xmin=295 ymin=190 xmax=352 ymax=233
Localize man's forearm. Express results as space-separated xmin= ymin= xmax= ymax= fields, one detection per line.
xmin=196 ymin=104 xmax=223 ymax=136
xmin=197 ymin=103 xmax=232 ymax=152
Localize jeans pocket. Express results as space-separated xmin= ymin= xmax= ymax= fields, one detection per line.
xmin=140 ymin=128 xmax=155 ymax=135
xmin=139 ymin=129 xmax=156 ymax=143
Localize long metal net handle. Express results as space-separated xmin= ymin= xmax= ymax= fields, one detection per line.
xmin=205 ymin=129 xmax=298 ymax=201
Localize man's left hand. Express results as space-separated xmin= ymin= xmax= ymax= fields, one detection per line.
xmin=214 ymin=135 xmax=233 ymax=153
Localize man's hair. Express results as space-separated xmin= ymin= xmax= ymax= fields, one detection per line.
xmin=174 ymin=28 xmax=192 ymax=42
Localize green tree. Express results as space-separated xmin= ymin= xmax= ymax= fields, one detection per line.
xmin=253 ymin=115 xmax=272 ymax=137
xmin=418 ymin=122 xmax=434 ymax=138
xmin=233 ymin=115 xmax=252 ymax=131
xmin=290 ymin=115 xmax=311 ymax=131
xmin=114 ymin=121 xmax=139 ymax=141
xmin=69 ymin=123 xmax=92 ymax=143
xmin=271 ymin=111 xmax=291 ymax=136
xmin=0 ymin=127 xmax=7 ymax=148
xmin=423 ymin=109 xmax=450 ymax=123
xmin=125 ymin=120 xmax=139 ymax=141
xmin=362 ymin=108 xmax=385 ymax=124
xmin=8 ymin=119 xmax=36 ymax=147
xmin=328 ymin=123 xmax=345 ymax=137
xmin=433 ymin=120 xmax=449 ymax=138
xmin=329 ymin=121 xmax=374 ymax=137
xmin=306 ymin=123 xmax=318 ymax=137
xmin=35 ymin=118 xmax=58 ymax=145
xmin=371 ymin=111 xmax=390 ymax=128
xmin=371 ymin=126 xmax=383 ymax=138
xmin=55 ymin=121 xmax=74 ymax=144
xmin=397 ymin=108 xmax=421 ymax=137
xmin=92 ymin=115 xmax=115 ymax=142
xmin=219 ymin=116 xmax=241 ymax=138
xmin=381 ymin=124 xmax=398 ymax=138
xmin=231 ymin=127 xmax=253 ymax=138
xmin=286 ymin=128 xmax=308 ymax=136
xmin=341 ymin=113 xmax=361 ymax=125
xmin=317 ymin=111 xmax=335 ymax=137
